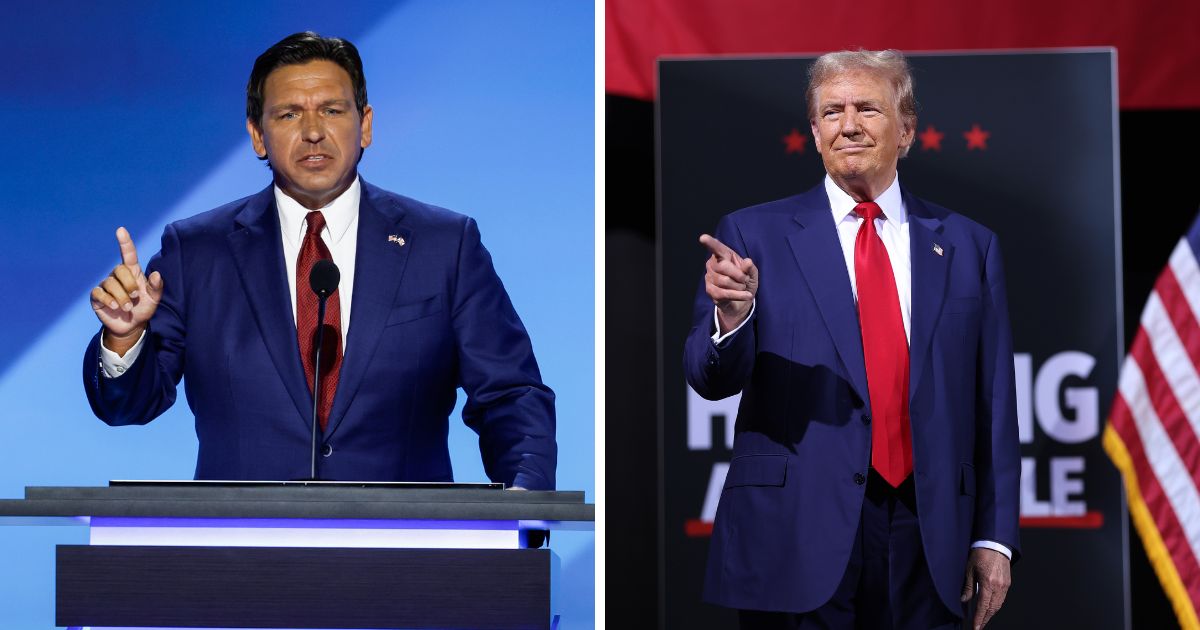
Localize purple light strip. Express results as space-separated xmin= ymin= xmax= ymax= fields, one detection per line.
xmin=90 ymin=517 xmax=520 ymax=530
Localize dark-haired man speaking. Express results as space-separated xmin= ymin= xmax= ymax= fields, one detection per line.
xmin=84 ymin=32 xmax=556 ymax=489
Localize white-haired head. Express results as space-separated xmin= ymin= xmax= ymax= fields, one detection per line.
xmin=806 ymin=49 xmax=917 ymax=157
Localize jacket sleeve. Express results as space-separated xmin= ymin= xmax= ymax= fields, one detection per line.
xmin=453 ymin=218 xmax=557 ymax=490
xmin=683 ymin=213 xmax=757 ymax=401
xmin=972 ymin=232 xmax=1022 ymax=561
xmin=82 ymin=223 xmax=188 ymax=426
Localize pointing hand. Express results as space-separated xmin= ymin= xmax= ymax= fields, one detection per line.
xmin=90 ymin=227 xmax=163 ymax=355
xmin=699 ymin=233 xmax=758 ymax=335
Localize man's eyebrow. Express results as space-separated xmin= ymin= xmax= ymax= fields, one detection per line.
xmin=853 ymin=98 xmax=884 ymax=108
xmin=268 ymin=99 xmax=352 ymax=113
xmin=819 ymin=98 xmax=886 ymax=110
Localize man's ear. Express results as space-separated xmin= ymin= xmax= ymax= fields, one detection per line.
xmin=246 ymin=119 xmax=267 ymax=158
xmin=899 ymin=117 xmax=916 ymax=152
xmin=360 ymin=104 xmax=374 ymax=149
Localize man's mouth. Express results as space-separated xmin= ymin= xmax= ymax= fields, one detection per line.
xmin=298 ymin=154 xmax=335 ymax=169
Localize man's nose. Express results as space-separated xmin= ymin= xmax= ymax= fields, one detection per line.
xmin=840 ymin=111 xmax=861 ymax=135
xmin=302 ymin=116 xmax=325 ymax=142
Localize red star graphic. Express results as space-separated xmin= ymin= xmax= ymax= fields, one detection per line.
xmin=964 ymin=123 xmax=990 ymax=150
xmin=782 ymin=128 xmax=807 ymax=154
xmin=918 ymin=125 xmax=944 ymax=151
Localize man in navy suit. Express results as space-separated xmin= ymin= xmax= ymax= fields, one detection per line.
xmin=85 ymin=32 xmax=555 ymax=490
xmin=685 ymin=49 xmax=1019 ymax=629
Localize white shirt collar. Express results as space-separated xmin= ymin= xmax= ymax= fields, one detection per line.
xmin=274 ymin=176 xmax=361 ymax=246
xmin=824 ymin=173 xmax=906 ymax=227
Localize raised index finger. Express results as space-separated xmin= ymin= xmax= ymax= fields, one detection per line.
xmin=699 ymin=233 xmax=735 ymax=261
xmin=116 ymin=227 xmax=139 ymax=268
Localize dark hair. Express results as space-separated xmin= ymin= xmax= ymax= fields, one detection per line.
xmin=246 ymin=31 xmax=368 ymax=126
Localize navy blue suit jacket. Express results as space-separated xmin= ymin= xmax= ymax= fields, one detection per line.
xmin=84 ymin=180 xmax=556 ymax=489
xmin=685 ymin=184 xmax=1020 ymax=614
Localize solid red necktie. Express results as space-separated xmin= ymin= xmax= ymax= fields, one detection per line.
xmin=296 ymin=211 xmax=343 ymax=431
xmin=854 ymin=201 xmax=912 ymax=487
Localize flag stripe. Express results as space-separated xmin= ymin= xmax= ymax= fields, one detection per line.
xmin=1169 ymin=237 xmax=1200 ymax=325
xmin=1105 ymin=422 xmax=1200 ymax=629
xmin=1110 ymin=393 xmax=1200 ymax=606
xmin=1141 ymin=291 xmax=1200 ymax=429
xmin=1130 ymin=324 xmax=1200 ymax=487
xmin=1111 ymin=396 xmax=1184 ymax=565
xmin=1156 ymin=266 xmax=1200 ymax=374
xmin=1116 ymin=359 xmax=1200 ymax=603
xmin=1110 ymin=227 xmax=1200 ymax=630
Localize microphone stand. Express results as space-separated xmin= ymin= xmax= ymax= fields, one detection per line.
xmin=309 ymin=292 xmax=329 ymax=481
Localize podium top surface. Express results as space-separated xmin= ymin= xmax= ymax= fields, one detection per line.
xmin=0 ymin=483 xmax=593 ymax=525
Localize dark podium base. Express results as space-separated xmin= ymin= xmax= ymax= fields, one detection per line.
xmin=57 ymin=545 xmax=552 ymax=629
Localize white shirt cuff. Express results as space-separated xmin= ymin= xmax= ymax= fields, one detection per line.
xmin=971 ymin=539 xmax=1012 ymax=560
xmin=99 ymin=329 xmax=147 ymax=379
xmin=710 ymin=299 xmax=756 ymax=345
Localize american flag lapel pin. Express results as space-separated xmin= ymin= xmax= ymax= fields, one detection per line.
xmin=388 ymin=234 xmax=406 ymax=247
xmin=932 ymin=243 xmax=944 ymax=257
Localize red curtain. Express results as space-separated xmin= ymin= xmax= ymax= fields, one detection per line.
xmin=606 ymin=0 xmax=1200 ymax=109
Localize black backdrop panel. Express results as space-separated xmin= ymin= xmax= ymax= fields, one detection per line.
xmin=658 ymin=51 xmax=1124 ymax=629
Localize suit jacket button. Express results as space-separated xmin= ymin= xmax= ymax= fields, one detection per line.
xmin=321 ymin=444 xmax=333 ymax=457
xmin=862 ymin=414 xmax=871 ymax=425
xmin=854 ymin=472 xmax=866 ymax=485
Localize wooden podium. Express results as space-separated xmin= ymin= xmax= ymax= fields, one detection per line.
xmin=0 ymin=482 xmax=594 ymax=629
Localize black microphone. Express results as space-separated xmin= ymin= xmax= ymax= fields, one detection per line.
xmin=307 ymin=259 xmax=340 ymax=480
xmin=310 ymin=258 xmax=340 ymax=299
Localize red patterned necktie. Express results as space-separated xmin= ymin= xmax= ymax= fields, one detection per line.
xmin=854 ymin=201 xmax=912 ymax=487
xmin=296 ymin=211 xmax=343 ymax=431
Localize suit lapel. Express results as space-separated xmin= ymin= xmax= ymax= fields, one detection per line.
xmin=226 ymin=186 xmax=313 ymax=426
xmin=324 ymin=180 xmax=413 ymax=436
xmin=784 ymin=188 xmax=870 ymax=404
xmin=904 ymin=190 xmax=951 ymax=399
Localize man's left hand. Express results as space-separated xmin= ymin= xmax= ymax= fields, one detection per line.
xmin=961 ymin=547 xmax=1011 ymax=630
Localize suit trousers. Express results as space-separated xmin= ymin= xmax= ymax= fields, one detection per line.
xmin=739 ymin=469 xmax=963 ymax=630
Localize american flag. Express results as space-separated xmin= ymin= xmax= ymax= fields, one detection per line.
xmin=1105 ymin=213 xmax=1200 ymax=630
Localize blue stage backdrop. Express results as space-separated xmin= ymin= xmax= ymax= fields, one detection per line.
xmin=0 ymin=2 xmax=594 ymax=628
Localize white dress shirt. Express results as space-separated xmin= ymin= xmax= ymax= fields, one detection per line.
xmin=710 ymin=174 xmax=1011 ymax=560
xmin=825 ymin=174 xmax=910 ymax=341
xmin=100 ymin=177 xmax=361 ymax=375
xmin=275 ymin=176 xmax=359 ymax=341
